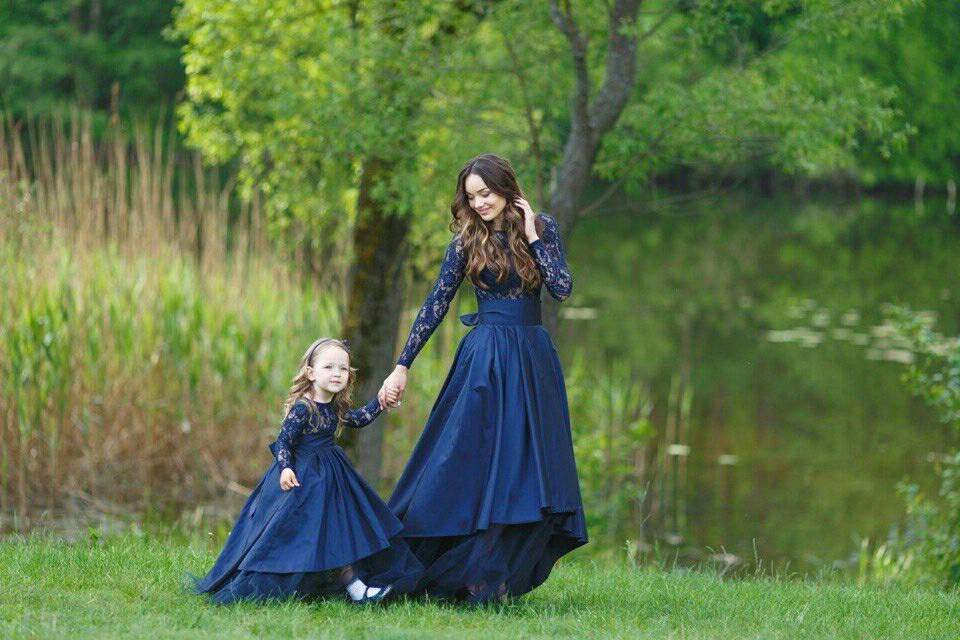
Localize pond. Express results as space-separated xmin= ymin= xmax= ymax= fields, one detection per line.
xmin=557 ymin=190 xmax=960 ymax=573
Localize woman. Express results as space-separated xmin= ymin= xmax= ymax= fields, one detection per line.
xmin=378 ymin=153 xmax=588 ymax=604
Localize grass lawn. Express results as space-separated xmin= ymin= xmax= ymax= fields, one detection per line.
xmin=2 ymin=531 xmax=959 ymax=639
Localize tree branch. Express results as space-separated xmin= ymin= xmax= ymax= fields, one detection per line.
xmin=589 ymin=0 xmax=643 ymax=134
xmin=579 ymin=121 xmax=673 ymax=217
xmin=549 ymin=0 xmax=591 ymax=136
xmin=502 ymin=32 xmax=549 ymax=206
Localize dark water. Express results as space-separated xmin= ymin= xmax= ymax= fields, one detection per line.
xmin=556 ymin=191 xmax=960 ymax=573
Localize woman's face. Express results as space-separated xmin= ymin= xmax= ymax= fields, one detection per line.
xmin=465 ymin=173 xmax=508 ymax=225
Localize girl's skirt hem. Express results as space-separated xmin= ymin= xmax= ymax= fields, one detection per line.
xmin=187 ymin=533 xmax=424 ymax=605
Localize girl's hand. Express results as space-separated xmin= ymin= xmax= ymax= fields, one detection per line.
xmin=279 ymin=468 xmax=300 ymax=491
xmin=378 ymin=366 xmax=407 ymax=408
xmin=513 ymin=197 xmax=539 ymax=243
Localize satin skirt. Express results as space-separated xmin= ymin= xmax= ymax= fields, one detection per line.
xmin=388 ymin=297 xmax=588 ymax=603
xmin=187 ymin=435 xmax=424 ymax=604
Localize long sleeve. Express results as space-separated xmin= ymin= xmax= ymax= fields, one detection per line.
xmin=275 ymin=401 xmax=310 ymax=470
xmin=396 ymin=234 xmax=467 ymax=369
xmin=342 ymin=395 xmax=385 ymax=429
xmin=529 ymin=213 xmax=573 ymax=301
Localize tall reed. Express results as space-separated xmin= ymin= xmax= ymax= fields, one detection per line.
xmin=565 ymin=354 xmax=655 ymax=557
xmin=0 ymin=112 xmax=343 ymax=529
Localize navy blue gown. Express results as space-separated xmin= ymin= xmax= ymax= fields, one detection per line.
xmin=188 ymin=397 xmax=423 ymax=604
xmin=388 ymin=212 xmax=588 ymax=603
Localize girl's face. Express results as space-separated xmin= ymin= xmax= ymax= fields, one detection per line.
xmin=465 ymin=173 xmax=508 ymax=226
xmin=306 ymin=345 xmax=350 ymax=395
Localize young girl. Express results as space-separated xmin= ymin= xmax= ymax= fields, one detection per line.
xmin=188 ymin=337 xmax=423 ymax=605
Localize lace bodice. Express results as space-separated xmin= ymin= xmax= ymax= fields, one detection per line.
xmin=274 ymin=396 xmax=382 ymax=470
xmin=396 ymin=212 xmax=572 ymax=369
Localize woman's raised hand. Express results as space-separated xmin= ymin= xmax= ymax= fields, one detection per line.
xmin=512 ymin=196 xmax=540 ymax=243
xmin=378 ymin=366 xmax=407 ymax=408
xmin=279 ymin=467 xmax=300 ymax=491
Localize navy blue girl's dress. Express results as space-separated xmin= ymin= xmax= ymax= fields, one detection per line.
xmin=189 ymin=397 xmax=423 ymax=604
xmin=388 ymin=212 xmax=588 ymax=603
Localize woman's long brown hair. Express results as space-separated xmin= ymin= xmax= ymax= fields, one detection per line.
xmin=449 ymin=153 xmax=545 ymax=292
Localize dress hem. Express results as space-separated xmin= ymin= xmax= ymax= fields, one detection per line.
xmin=237 ymin=534 xmax=399 ymax=574
xmin=398 ymin=506 xmax=587 ymax=543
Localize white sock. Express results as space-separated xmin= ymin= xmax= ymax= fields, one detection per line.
xmin=346 ymin=578 xmax=380 ymax=600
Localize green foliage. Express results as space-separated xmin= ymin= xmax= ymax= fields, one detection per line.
xmin=0 ymin=0 xmax=184 ymax=121
xmin=0 ymin=0 xmax=952 ymax=194
xmin=597 ymin=0 xmax=916 ymax=187
xmin=566 ymin=355 xmax=655 ymax=550
xmin=895 ymin=466 xmax=960 ymax=586
xmin=866 ymin=305 xmax=960 ymax=587
xmin=173 ymin=0 xmax=926 ymax=248
xmin=889 ymin=304 xmax=960 ymax=434
xmin=839 ymin=0 xmax=960 ymax=186
xmin=173 ymin=0 xmax=471 ymax=229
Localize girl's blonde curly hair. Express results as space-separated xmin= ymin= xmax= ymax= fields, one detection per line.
xmin=282 ymin=337 xmax=359 ymax=438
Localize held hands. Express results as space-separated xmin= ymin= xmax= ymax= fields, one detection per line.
xmin=280 ymin=381 xmax=400 ymax=491
xmin=280 ymin=467 xmax=300 ymax=491
xmin=378 ymin=365 xmax=407 ymax=409
xmin=512 ymin=197 xmax=539 ymax=244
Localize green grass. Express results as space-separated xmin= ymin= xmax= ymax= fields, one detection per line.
xmin=2 ymin=532 xmax=959 ymax=639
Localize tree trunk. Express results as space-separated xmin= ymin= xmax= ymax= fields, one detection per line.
xmin=339 ymin=156 xmax=411 ymax=484
xmin=543 ymin=0 xmax=644 ymax=332
xmin=542 ymin=131 xmax=596 ymax=335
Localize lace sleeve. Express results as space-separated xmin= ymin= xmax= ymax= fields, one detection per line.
xmin=342 ymin=395 xmax=385 ymax=429
xmin=396 ymin=234 xmax=467 ymax=369
xmin=275 ymin=401 xmax=310 ymax=470
xmin=529 ymin=213 xmax=573 ymax=301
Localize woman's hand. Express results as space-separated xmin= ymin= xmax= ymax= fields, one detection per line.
xmin=513 ymin=197 xmax=539 ymax=243
xmin=279 ymin=467 xmax=300 ymax=491
xmin=378 ymin=365 xmax=407 ymax=408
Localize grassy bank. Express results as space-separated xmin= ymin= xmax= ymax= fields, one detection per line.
xmin=1 ymin=531 xmax=958 ymax=639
